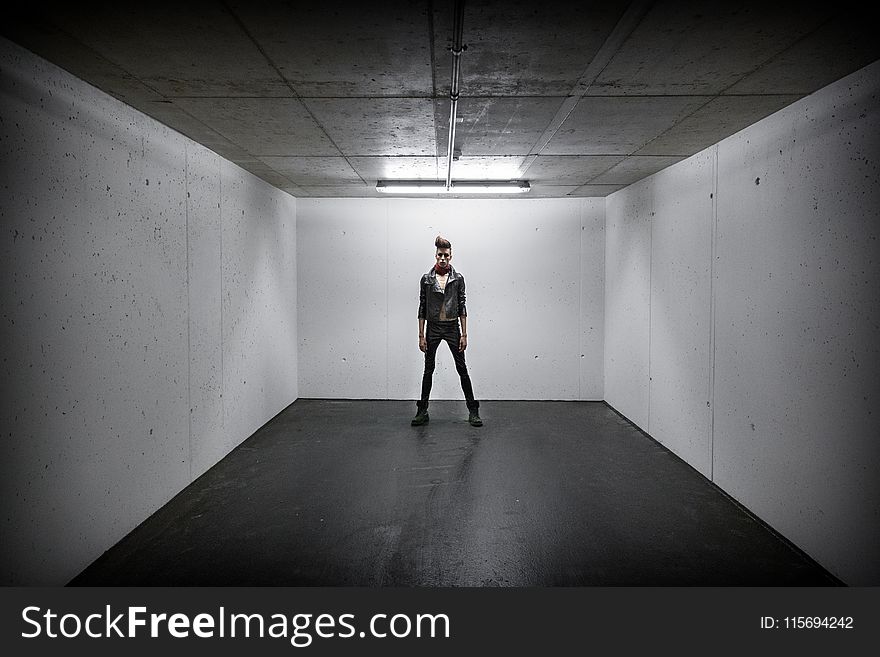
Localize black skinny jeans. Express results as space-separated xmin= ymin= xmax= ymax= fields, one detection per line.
xmin=419 ymin=321 xmax=478 ymax=411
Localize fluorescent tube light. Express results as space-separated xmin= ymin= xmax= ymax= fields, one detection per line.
xmin=376 ymin=180 xmax=530 ymax=194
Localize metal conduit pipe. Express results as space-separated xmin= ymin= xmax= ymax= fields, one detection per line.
xmin=445 ymin=0 xmax=466 ymax=191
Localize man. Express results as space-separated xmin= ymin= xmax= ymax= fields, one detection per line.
xmin=412 ymin=235 xmax=482 ymax=427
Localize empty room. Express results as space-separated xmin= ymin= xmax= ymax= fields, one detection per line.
xmin=2 ymin=0 xmax=878 ymax=599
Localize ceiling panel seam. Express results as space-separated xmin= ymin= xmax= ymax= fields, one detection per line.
xmin=719 ymin=14 xmax=840 ymax=96
xmin=518 ymin=0 xmax=655 ymax=180
xmin=21 ymin=21 xmax=266 ymax=183
xmin=427 ymin=0 xmax=441 ymax=164
xmin=632 ymin=16 xmax=840 ymax=156
xmin=221 ymin=1 xmax=367 ymax=187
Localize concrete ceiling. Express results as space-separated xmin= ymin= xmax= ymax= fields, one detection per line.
xmin=5 ymin=1 xmax=878 ymax=197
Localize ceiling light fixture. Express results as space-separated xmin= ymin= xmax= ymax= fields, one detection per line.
xmin=376 ymin=180 xmax=530 ymax=194
xmin=377 ymin=1 xmax=530 ymax=197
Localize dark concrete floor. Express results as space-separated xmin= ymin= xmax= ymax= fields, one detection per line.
xmin=71 ymin=400 xmax=839 ymax=586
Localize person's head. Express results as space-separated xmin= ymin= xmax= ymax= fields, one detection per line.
xmin=434 ymin=235 xmax=452 ymax=272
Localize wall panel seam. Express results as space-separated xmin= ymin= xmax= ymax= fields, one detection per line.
xmin=385 ymin=200 xmax=390 ymax=400
xmin=219 ymin=159 xmax=225 ymax=433
xmin=647 ymin=191 xmax=653 ymax=435
xmin=709 ymin=145 xmax=718 ymax=482
xmin=185 ymin=143 xmax=193 ymax=483
xmin=579 ymin=199 xmax=584 ymax=400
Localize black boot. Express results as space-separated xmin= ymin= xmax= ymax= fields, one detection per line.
xmin=467 ymin=402 xmax=482 ymax=427
xmin=411 ymin=403 xmax=429 ymax=426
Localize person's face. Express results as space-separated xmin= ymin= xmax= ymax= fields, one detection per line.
xmin=435 ymin=248 xmax=452 ymax=269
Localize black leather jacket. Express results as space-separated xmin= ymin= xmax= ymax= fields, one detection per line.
xmin=418 ymin=266 xmax=467 ymax=322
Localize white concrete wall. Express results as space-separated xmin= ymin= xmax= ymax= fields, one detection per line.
xmin=0 ymin=39 xmax=297 ymax=585
xmin=712 ymin=61 xmax=880 ymax=586
xmin=604 ymin=184 xmax=652 ymax=429
xmin=648 ymin=150 xmax=715 ymax=478
xmin=219 ymin=162 xmax=298 ymax=461
xmin=297 ymin=198 xmax=604 ymax=402
xmin=604 ymin=60 xmax=880 ymax=585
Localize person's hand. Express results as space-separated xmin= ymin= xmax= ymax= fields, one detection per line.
xmin=419 ymin=336 xmax=427 ymax=352
xmin=459 ymin=335 xmax=467 ymax=352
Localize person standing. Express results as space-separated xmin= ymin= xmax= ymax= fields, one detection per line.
xmin=412 ymin=235 xmax=482 ymax=427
